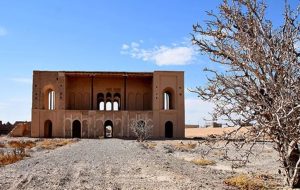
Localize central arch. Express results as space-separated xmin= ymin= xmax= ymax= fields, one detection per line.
xmin=104 ymin=120 xmax=113 ymax=138
xmin=44 ymin=120 xmax=52 ymax=138
xmin=72 ymin=120 xmax=81 ymax=138
xmin=165 ymin=121 xmax=173 ymax=138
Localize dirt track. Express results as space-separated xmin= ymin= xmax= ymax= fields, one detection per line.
xmin=0 ymin=138 xmax=282 ymax=189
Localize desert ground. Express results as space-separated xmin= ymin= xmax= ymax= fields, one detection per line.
xmin=0 ymin=128 xmax=287 ymax=189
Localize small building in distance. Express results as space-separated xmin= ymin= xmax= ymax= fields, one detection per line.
xmin=204 ymin=121 xmax=222 ymax=128
xmin=185 ymin=124 xmax=199 ymax=128
xmin=31 ymin=71 xmax=185 ymax=139
xmin=0 ymin=121 xmax=14 ymax=135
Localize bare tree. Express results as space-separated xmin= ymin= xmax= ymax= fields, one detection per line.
xmin=191 ymin=0 xmax=300 ymax=187
xmin=130 ymin=117 xmax=153 ymax=142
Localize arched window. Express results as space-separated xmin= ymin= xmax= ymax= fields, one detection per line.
xmin=163 ymin=91 xmax=172 ymax=110
xmin=106 ymin=101 xmax=112 ymax=111
xmin=97 ymin=93 xmax=104 ymax=111
xmin=113 ymin=93 xmax=121 ymax=111
xmin=106 ymin=92 xmax=112 ymax=99
xmin=113 ymin=101 xmax=119 ymax=111
xmin=99 ymin=101 xmax=105 ymax=111
xmin=48 ymin=90 xmax=55 ymax=110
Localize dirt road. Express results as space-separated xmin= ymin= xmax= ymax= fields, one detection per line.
xmin=0 ymin=138 xmax=280 ymax=189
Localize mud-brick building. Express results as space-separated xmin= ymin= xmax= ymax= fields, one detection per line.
xmin=31 ymin=71 xmax=185 ymax=138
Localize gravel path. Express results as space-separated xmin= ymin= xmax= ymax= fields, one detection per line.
xmin=0 ymin=139 xmax=236 ymax=190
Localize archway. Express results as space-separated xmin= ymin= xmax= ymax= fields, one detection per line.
xmin=44 ymin=89 xmax=55 ymax=110
xmin=44 ymin=120 xmax=52 ymax=138
xmin=113 ymin=93 xmax=121 ymax=111
xmin=104 ymin=120 xmax=113 ymax=138
xmin=165 ymin=121 xmax=173 ymax=138
xmin=97 ymin=93 xmax=105 ymax=110
xmin=162 ymin=88 xmax=175 ymax=110
xmin=72 ymin=120 xmax=81 ymax=138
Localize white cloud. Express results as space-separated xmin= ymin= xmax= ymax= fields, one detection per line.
xmin=131 ymin=42 xmax=140 ymax=48
xmin=0 ymin=26 xmax=7 ymax=36
xmin=185 ymin=98 xmax=214 ymax=126
xmin=122 ymin=44 xmax=129 ymax=50
xmin=154 ymin=46 xmax=193 ymax=66
xmin=11 ymin=77 xmax=32 ymax=85
xmin=121 ymin=40 xmax=197 ymax=66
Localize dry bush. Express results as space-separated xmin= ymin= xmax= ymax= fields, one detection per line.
xmin=191 ymin=159 xmax=216 ymax=166
xmin=38 ymin=139 xmax=75 ymax=150
xmin=130 ymin=118 xmax=153 ymax=142
xmin=173 ymin=141 xmax=197 ymax=152
xmin=8 ymin=140 xmax=36 ymax=149
xmin=142 ymin=142 xmax=157 ymax=149
xmin=0 ymin=148 xmax=27 ymax=166
xmin=224 ymin=174 xmax=278 ymax=190
xmin=0 ymin=143 xmax=5 ymax=148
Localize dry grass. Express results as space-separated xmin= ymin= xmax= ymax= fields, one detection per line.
xmin=38 ymin=139 xmax=75 ymax=150
xmin=0 ymin=139 xmax=76 ymax=166
xmin=0 ymin=148 xmax=28 ymax=166
xmin=173 ymin=141 xmax=197 ymax=151
xmin=142 ymin=142 xmax=157 ymax=149
xmin=8 ymin=140 xmax=36 ymax=149
xmin=224 ymin=174 xmax=279 ymax=190
xmin=212 ymin=150 xmax=225 ymax=157
xmin=191 ymin=158 xmax=216 ymax=166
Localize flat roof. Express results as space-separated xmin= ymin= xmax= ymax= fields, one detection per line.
xmin=33 ymin=70 xmax=184 ymax=77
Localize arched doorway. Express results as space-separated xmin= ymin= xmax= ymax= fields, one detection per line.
xmin=104 ymin=120 xmax=113 ymax=138
xmin=165 ymin=121 xmax=173 ymax=138
xmin=44 ymin=120 xmax=52 ymax=138
xmin=72 ymin=120 xmax=81 ymax=138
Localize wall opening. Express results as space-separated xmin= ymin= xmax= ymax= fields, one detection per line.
xmin=113 ymin=93 xmax=121 ymax=111
xmin=97 ymin=93 xmax=104 ymax=111
xmin=44 ymin=120 xmax=52 ymax=138
xmin=163 ymin=91 xmax=172 ymax=110
xmin=165 ymin=121 xmax=173 ymax=138
xmin=105 ymin=92 xmax=112 ymax=111
xmin=48 ymin=90 xmax=55 ymax=110
xmin=99 ymin=101 xmax=105 ymax=111
xmin=72 ymin=120 xmax=81 ymax=138
xmin=104 ymin=120 xmax=113 ymax=138
xmin=113 ymin=101 xmax=119 ymax=111
xmin=106 ymin=102 xmax=112 ymax=111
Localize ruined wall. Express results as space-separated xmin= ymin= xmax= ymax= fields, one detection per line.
xmin=9 ymin=122 xmax=31 ymax=137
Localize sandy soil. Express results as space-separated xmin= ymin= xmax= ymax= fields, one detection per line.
xmin=185 ymin=127 xmax=249 ymax=138
xmin=0 ymin=137 xmax=285 ymax=190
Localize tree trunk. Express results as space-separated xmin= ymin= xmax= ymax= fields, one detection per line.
xmin=287 ymin=145 xmax=300 ymax=188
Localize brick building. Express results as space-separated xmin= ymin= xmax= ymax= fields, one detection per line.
xmin=31 ymin=71 xmax=185 ymax=138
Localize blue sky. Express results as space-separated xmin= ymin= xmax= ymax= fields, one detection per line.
xmin=0 ymin=0 xmax=298 ymax=125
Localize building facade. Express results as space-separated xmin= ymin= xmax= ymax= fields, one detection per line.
xmin=31 ymin=71 xmax=185 ymax=138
